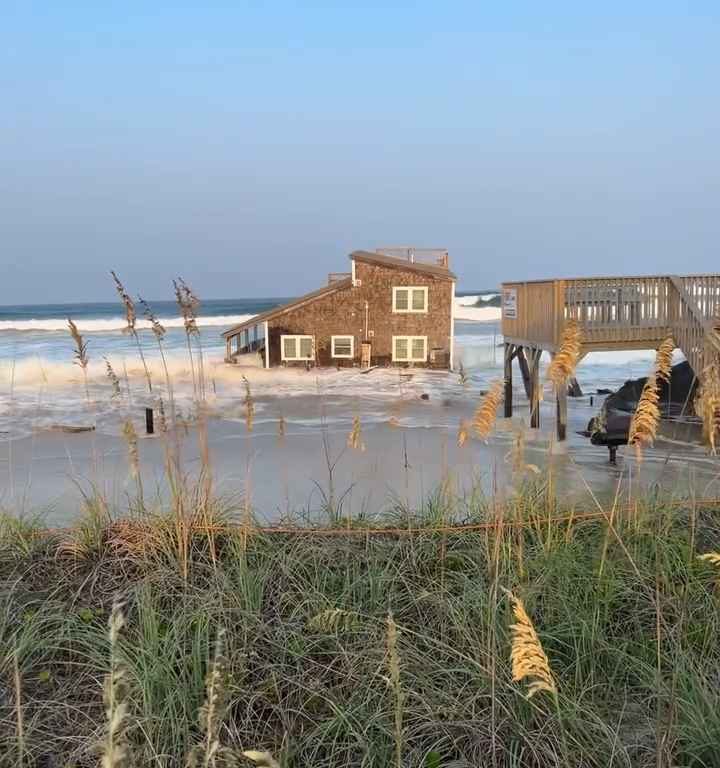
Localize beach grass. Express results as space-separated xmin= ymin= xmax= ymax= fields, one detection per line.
xmin=2 ymin=480 xmax=720 ymax=767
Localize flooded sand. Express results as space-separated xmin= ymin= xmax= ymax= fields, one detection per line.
xmin=2 ymin=381 xmax=717 ymax=527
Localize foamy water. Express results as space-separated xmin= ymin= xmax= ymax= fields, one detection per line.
xmin=0 ymin=292 xmax=683 ymax=443
xmin=0 ymin=314 xmax=255 ymax=333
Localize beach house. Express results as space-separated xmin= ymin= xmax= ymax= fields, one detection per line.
xmin=222 ymin=248 xmax=456 ymax=370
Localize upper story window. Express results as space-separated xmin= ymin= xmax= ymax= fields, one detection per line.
xmin=281 ymin=335 xmax=314 ymax=361
xmin=392 ymin=286 xmax=428 ymax=313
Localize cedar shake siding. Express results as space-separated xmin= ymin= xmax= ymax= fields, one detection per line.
xmin=223 ymin=249 xmax=455 ymax=370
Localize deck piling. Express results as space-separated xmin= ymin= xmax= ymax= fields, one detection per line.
xmin=529 ymin=348 xmax=541 ymax=429
xmin=503 ymin=343 xmax=513 ymax=418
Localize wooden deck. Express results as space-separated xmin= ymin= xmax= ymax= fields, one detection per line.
xmin=500 ymin=274 xmax=720 ymax=440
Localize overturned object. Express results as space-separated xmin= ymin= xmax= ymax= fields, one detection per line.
xmin=582 ymin=361 xmax=698 ymax=463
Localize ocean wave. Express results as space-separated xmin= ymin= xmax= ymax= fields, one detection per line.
xmin=0 ymin=314 xmax=256 ymax=333
xmin=457 ymin=293 xmax=499 ymax=307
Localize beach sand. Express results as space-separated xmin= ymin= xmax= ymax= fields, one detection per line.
xmin=2 ymin=368 xmax=717 ymax=526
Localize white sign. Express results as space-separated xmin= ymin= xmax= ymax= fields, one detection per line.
xmin=502 ymin=288 xmax=517 ymax=319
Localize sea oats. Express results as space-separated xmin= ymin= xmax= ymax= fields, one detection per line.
xmin=101 ymin=601 xmax=132 ymax=768
xmin=628 ymin=374 xmax=661 ymax=458
xmin=507 ymin=592 xmax=557 ymax=699
xmin=242 ymin=376 xmax=255 ymax=432
xmin=67 ymin=318 xmax=88 ymax=370
xmin=308 ymin=608 xmax=359 ymax=633
xmin=472 ymin=380 xmax=504 ymax=440
xmin=122 ymin=420 xmax=140 ymax=479
xmin=695 ymin=362 xmax=720 ymax=455
xmin=138 ymin=296 xmax=166 ymax=340
xmin=104 ymin=357 xmax=121 ymax=398
xmin=548 ymin=320 xmax=582 ymax=389
xmin=386 ymin=612 xmax=403 ymax=768
xmin=110 ymin=270 xmax=152 ymax=391
xmin=698 ymin=552 xmax=720 ymax=567
xmin=174 ymin=278 xmax=200 ymax=336
xmin=110 ymin=271 xmax=136 ymax=332
xmin=655 ymin=337 xmax=675 ymax=384
xmin=242 ymin=752 xmax=281 ymax=768
xmin=185 ymin=628 xmax=229 ymax=768
xmin=158 ymin=397 xmax=168 ymax=433
xmin=457 ymin=419 xmax=470 ymax=447
xmin=347 ymin=414 xmax=365 ymax=451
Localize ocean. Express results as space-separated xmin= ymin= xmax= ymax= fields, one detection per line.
xmin=0 ymin=297 xmax=282 ymax=361
xmin=0 ymin=292 xmax=669 ymax=444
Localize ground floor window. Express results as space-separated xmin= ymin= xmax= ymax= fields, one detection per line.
xmin=331 ymin=335 xmax=354 ymax=358
xmin=281 ymin=334 xmax=314 ymax=361
xmin=392 ymin=335 xmax=427 ymax=362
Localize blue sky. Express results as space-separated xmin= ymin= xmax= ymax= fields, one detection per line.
xmin=2 ymin=2 xmax=719 ymax=303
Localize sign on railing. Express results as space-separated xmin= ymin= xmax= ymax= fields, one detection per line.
xmin=502 ymin=288 xmax=517 ymax=319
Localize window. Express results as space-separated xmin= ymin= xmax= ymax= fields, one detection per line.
xmin=392 ymin=336 xmax=427 ymax=362
xmin=393 ymin=286 xmax=428 ymax=313
xmin=281 ymin=335 xmax=314 ymax=361
xmin=331 ymin=335 xmax=354 ymax=358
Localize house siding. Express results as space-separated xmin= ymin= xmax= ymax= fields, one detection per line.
xmin=267 ymin=260 xmax=453 ymax=368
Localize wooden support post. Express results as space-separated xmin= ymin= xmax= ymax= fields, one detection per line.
xmin=556 ymin=382 xmax=567 ymax=441
xmin=530 ymin=348 xmax=541 ymax=429
xmin=516 ymin=346 xmax=533 ymax=400
xmin=568 ymin=377 xmax=583 ymax=398
xmin=145 ymin=407 xmax=154 ymax=435
xmin=504 ymin=343 xmax=513 ymax=418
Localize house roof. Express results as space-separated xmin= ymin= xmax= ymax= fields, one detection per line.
xmin=350 ymin=250 xmax=456 ymax=280
xmin=222 ymin=277 xmax=352 ymax=338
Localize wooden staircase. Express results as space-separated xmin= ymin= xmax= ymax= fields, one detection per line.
xmin=500 ymin=273 xmax=720 ymax=440
xmin=668 ymin=276 xmax=720 ymax=382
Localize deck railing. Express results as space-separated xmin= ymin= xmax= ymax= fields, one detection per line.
xmin=327 ymin=272 xmax=351 ymax=285
xmin=376 ymin=247 xmax=449 ymax=268
xmin=563 ymin=276 xmax=672 ymax=347
xmin=501 ymin=274 xmax=720 ymax=378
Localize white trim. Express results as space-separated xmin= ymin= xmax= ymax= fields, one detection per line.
xmin=392 ymin=286 xmax=428 ymax=313
xmin=331 ymin=335 xmax=354 ymax=359
xmin=392 ymin=335 xmax=428 ymax=363
xmin=449 ymin=280 xmax=455 ymax=371
xmin=351 ymin=258 xmax=356 ymax=286
xmin=264 ymin=321 xmax=269 ymax=369
xmin=280 ymin=334 xmax=315 ymax=361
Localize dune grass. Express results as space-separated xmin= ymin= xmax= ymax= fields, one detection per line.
xmin=2 ymin=481 xmax=720 ymax=767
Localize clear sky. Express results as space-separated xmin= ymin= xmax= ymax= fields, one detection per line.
xmin=2 ymin=2 xmax=719 ymax=303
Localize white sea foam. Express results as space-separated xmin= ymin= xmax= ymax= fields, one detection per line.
xmin=0 ymin=295 xmax=500 ymax=332
xmin=455 ymin=305 xmax=502 ymax=322
xmin=457 ymin=293 xmax=499 ymax=306
xmin=0 ymin=314 xmax=256 ymax=333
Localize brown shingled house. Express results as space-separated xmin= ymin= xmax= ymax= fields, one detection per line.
xmin=222 ymin=248 xmax=456 ymax=370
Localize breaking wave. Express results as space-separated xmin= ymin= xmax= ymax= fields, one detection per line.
xmin=0 ymin=314 xmax=256 ymax=333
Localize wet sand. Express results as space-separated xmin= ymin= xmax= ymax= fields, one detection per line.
xmin=2 ymin=382 xmax=718 ymax=526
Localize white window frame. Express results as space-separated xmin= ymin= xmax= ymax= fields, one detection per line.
xmin=392 ymin=335 xmax=428 ymax=363
xmin=392 ymin=286 xmax=428 ymax=314
xmin=331 ymin=335 xmax=354 ymax=359
xmin=280 ymin=334 xmax=315 ymax=361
